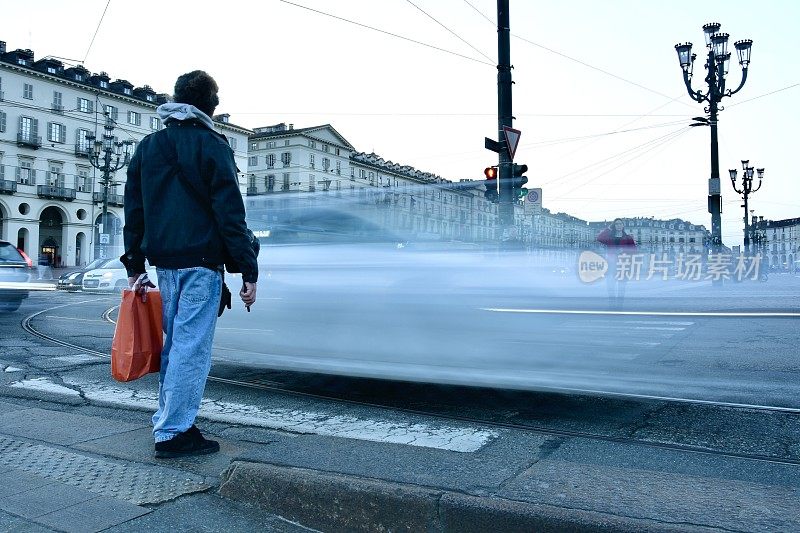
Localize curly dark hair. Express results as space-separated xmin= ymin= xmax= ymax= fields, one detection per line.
xmin=173 ymin=70 xmax=219 ymax=116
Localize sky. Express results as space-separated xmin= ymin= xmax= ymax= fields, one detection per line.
xmin=2 ymin=0 xmax=798 ymax=245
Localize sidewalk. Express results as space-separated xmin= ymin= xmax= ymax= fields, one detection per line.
xmin=1 ymin=372 xmax=799 ymax=532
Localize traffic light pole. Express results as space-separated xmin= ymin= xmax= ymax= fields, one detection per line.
xmin=496 ymin=0 xmax=514 ymax=228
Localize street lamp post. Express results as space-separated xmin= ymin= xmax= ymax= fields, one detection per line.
xmin=674 ymin=23 xmax=753 ymax=256
xmin=729 ymin=160 xmax=763 ymax=255
xmin=87 ymin=115 xmax=133 ymax=259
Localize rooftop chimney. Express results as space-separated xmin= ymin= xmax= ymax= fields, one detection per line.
xmin=288 ymin=124 xmax=294 ymax=130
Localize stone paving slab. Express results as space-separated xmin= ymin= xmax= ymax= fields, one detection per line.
xmin=0 ymin=408 xmax=145 ymax=445
xmin=0 ymin=470 xmax=50 ymax=499
xmin=0 ymin=509 xmax=56 ymax=533
xmin=35 ymin=496 xmax=151 ymax=533
xmin=0 ymin=482 xmax=97 ymax=520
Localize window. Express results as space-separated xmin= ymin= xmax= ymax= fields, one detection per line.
xmin=322 ymin=157 xmax=330 ymax=171
xmin=284 ymin=140 xmax=290 ymax=146
xmin=336 ymin=161 xmax=341 ymax=175
xmin=99 ymin=80 xmax=109 ymax=89
xmin=150 ymin=117 xmax=160 ymax=130
xmin=282 ymin=173 xmax=290 ymax=190
xmin=229 ymin=137 xmax=238 ymax=150
xmin=309 ymin=175 xmax=315 ymax=192
xmin=267 ymin=141 xmax=277 ymax=149
xmin=16 ymin=159 xmax=35 ymax=185
xmin=335 ymin=148 xmax=341 ymax=156
xmin=47 ymin=122 xmax=66 ymax=143
xmin=75 ymin=167 xmax=90 ymax=192
xmin=309 ymin=154 xmax=315 ymax=169
xmin=47 ymin=163 xmax=65 ymax=187
xmin=52 ymin=91 xmax=63 ymax=112
xmin=266 ymin=175 xmax=275 ymax=191
xmin=308 ymin=140 xmax=316 ymax=149
xmin=323 ymin=144 xmax=329 ymax=153
xmin=281 ymin=152 xmax=291 ymax=167
xmin=248 ymin=156 xmax=258 ymax=166
xmin=76 ymin=129 xmax=91 ymax=152
xmin=127 ymin=111 xmax=141 ymax=126
xmin=78 ymin=97 xmax=93 ymax=113
xmin=105 ymin=105 xmax=118 ymax=120
xmin=0 ymin=110 xmax=5 ymax=132
xmin=266 ymin=154 xmax=275 ymax=168
xmin=19 ymin=116 xmax=37 ymax=140
xmin=23 ymin=83 xmax=33 ymax=99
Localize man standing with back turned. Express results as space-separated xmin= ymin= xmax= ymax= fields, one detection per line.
xmin=122 ymin=70 xmax=258 ymax=458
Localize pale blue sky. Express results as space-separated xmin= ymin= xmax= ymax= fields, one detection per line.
xmin=3 ymin=0 xmax=798 ymax=245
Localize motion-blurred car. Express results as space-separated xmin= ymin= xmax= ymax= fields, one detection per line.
xmin=57 ymin=257 xmax=112 ymax=292
xmin=0 ymin=240 xmax=33 ymax=312
xmin=82 ymin=259 xmax=158 ymax=293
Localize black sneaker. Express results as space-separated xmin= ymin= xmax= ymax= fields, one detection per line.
xmin=154 ymin=425 xmax=220 ymax=458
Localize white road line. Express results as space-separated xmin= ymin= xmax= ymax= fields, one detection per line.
xmin=216 ymin=327 xmax=272 ymax=332
xmin=10 ymin=377 xmax=499 ymax=453
xmin=44 ymin=316 xmax=105 ymax=322
xmin=624 ymin=321 xmax=695 ymax=326
xmin=481 ymin=308 xmax=800 ymax=318
xmin=559 ymin=324 xmax=684 ymax=331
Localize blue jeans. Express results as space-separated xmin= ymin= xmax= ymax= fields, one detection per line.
xmin=152 ymin=267 xmax=221 ymax=442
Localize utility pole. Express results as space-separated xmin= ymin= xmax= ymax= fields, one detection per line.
xmin=496 ymin=0 xmax=513 ymax=228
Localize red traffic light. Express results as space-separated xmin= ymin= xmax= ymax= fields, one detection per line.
xmin=484 ymin=166 xmax=498 ymax=179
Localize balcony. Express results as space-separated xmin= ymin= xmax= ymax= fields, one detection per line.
xmin=17 ymin=132 xmax=42 ymax=149
xmin=93 ymin=192 xmax=124 ymax=207
xmin=75 ymin=142 xmax=91 ymax=157
xmin=37 ymin=185 xmax=76 ymax=201
xmin=0 ymin=180 xmax=17 ymax=195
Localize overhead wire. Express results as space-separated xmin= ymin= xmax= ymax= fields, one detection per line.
xmin=83 ymin=0 xmax=112 ymax=64
xmin=277 ymin=0 xmax=494 ymax=67
xmin=404 ymin=0 xmax=494 ymax=63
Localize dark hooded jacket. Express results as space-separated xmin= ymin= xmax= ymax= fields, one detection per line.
xmin=121 ymin=119 xmax=258 ymax=283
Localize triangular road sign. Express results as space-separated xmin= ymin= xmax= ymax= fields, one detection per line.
xmin=502 ymin=126 xmax=521 ymax=160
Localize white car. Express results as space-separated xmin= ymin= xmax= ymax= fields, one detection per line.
xmin=82 ymin=259 xmax=159 ymax=293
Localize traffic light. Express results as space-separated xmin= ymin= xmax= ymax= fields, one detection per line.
xmin=511 ymin=163 xmax=528 ymax=199
xmin=484 ymin=166 xmax=498 ymax=203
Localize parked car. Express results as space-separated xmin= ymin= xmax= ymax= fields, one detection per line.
xmin=81 ymin=259 xmax=158 ymax=293
xmin=0 ymin=240 xmax=33 ymax=312
xmin=57 ymin=257 xmax=112 ymax=292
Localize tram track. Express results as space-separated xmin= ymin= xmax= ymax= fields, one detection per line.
xmin=18 ymin=299 xmax=800 ymax=468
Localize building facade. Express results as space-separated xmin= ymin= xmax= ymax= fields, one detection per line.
xmin=754 ymin=217 xmax=799 ymax=271
xmin=246 ymin=123 xmax=497 ymax=243
xmin=0 ymin=40 xmax=250 ymax=267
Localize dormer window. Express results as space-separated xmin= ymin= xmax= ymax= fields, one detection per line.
xmin=47 ymin=67 xmax=56 ymax=74
xmin=75 ymin=74 xmax=83 ymax=81
xmin=17 ymin=58 xmax=26 ymax=66
xmin=146 ymin=95 xmax=154 ymax=102
xmin=123 ymin=88 xmax=131 ymax=95
xmin=100 ymin=81 xmax=108 ymax=89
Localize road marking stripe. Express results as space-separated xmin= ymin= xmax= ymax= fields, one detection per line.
xmin=481 ymin=308 xmax=800 ymax=318
xmin=10 ymin=378 xmax=499 ymax=453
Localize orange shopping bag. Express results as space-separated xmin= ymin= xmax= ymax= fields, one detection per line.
xmin=111 ymin=289 xmax=163 ymax=382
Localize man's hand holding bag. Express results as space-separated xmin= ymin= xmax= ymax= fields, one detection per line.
xmin=111 ymin=285 xmax=162 ymax=382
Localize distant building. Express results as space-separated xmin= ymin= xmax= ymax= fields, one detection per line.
xmin=754 ymin=217 xmax=799 ymax=271
xmin=0 ymin=40 xmax=250 ymax=267
xmin=588 ymin=217 xmax=709 ymax=257
xmin=245 ymin=123 xmax=496 ymax=243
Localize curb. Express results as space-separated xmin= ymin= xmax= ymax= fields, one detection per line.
xmin=218 ymin=461 xmax=710 ymax=533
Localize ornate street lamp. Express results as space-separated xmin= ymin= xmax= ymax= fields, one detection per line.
xmin=729 ymin=160 xmax=763 ymax=256
xmin=87 ymin=114 xmax=133 ymax=259
xmin=674 ymin=23 xmax=753 ymax=259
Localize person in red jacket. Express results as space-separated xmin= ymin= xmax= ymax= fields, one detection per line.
xmin=596 ymin=218 xmax=636 ymax=309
